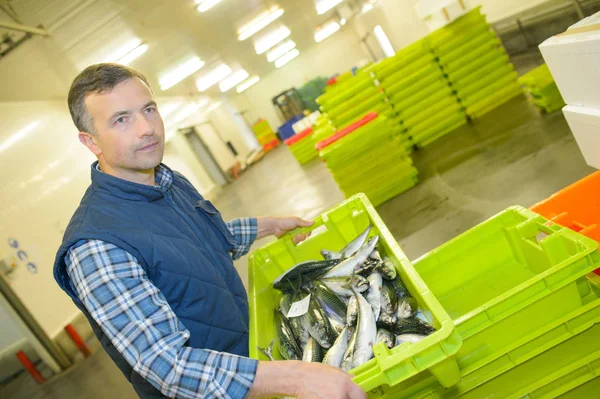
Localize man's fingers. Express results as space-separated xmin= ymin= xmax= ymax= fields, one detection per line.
xmin=347 ymin=382 xmax=367 ymax=399
xmin=296 ymin=218 xmax=314 ymax=227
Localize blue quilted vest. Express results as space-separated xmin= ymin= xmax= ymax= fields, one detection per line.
xmin=54 ymin=162 xmax=250 ymax=398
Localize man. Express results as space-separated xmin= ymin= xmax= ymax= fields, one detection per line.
xmin=53 ymin=64 xmax=366 ymax=399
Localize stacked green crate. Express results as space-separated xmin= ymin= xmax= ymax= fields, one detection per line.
xmin=373 ymin=41 xmax=466 ymax=147
xmin=317 ymin=113 xmax=418 ymax=207
xmin=316 ymin=73 xmax=395 ymax=130
xmin=284 ymin=128 xmax=318 ymax=165
xmin=429 ymin=7 xmax=523 ymax=119
xmin=518 ymin=64 xmax=566 ymax=113
xmin=252 ymin=119 xmax=279 ymax=148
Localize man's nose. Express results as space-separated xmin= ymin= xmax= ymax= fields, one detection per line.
xmin=136 ymin=112 xmax=155 ymax=137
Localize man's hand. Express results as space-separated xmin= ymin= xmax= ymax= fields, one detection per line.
xmin=248 ymin=361 xmax=367 ymax=399
xmin=257 ymin=217 xmax=314 ymax=243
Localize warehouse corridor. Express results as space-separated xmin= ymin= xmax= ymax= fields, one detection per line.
xmin=1 ymin=92 xmax=590 ymax=399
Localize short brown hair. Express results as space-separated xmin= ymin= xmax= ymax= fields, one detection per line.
xmin=67 ymin=63 xmax=152 ymax=134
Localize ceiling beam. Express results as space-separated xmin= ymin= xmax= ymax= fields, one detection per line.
xmin=0 ymin=21 xmax=50 ymax=37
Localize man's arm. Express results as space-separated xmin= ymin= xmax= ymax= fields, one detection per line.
xmin=66 ymin=240 xmax=257 ymax=399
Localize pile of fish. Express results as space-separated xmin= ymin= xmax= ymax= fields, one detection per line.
xmin=258 ymin=225 xmax=435 ymax=371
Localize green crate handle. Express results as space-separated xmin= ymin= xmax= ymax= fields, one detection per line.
xmin=280 ymin=216 xmax=328 ymax=250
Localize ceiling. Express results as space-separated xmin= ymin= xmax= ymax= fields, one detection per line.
xmin=0 ymin=0 xmax=366 ymax=101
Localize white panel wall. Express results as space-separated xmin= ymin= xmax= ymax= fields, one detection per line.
xmin=233 ymin=27 xmax=371 ymax=129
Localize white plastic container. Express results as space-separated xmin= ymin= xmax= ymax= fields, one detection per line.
xmin=562 ymin=105 xmax=600 ymax=169
xmin=414 ymin=0 xmax=470 ymax=32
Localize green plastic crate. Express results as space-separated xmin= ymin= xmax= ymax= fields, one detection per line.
xmin=428 ymin=7 xmax=486 ymax=45
xmin=390 ymin=80 xmax=451 ymax=111
xmin=447 ymin=52 xmax=509 ymax=84
xmin=437 ymin=31 xmax=499 ymax=67
xmin=342 ymin=175 xmax=420 ymax=208
xmin=553 ymin=374 xmax=600 ymax=398
xmin=369 ymin=277 xmax=600 ymax=398
xmin=414 ymin=206 xmax=600 ymax=373
xmin=441 ymin=40 xmax=503 ymax=73
xmin=248 ymin=194 xmax=462 ymax=393
xmin=325 ymin=87 xmax=381 ymax=116
xmin=409 ymin=113 xmax=467 ymax=147
xmin=466 ymin=83 xmax=523 ymax=119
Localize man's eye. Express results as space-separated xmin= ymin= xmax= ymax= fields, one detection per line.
xmin=116 ymin=117 xmax=127 ymax=124
xmin=145 ymin=107 xmax=156 ymax=113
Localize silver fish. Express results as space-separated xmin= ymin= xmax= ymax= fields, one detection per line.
xmin=274 ymin=310 xmax=302 ymax=360
xmin=257 ymin=338 xmax=275 ymax=361
xmin=324 ymin=236 xmax=379 ymax=278
xmin=323 ymin=327 xmax=349 ymax=368
xmin=321 ymin=275 xmax=369 ymax=297
xmin=329 ymin=315 xmax=346 ymax=336
xmin=394 ymin=317 xmax=435 ymax=336
xmin=376 ymin=312 xmax=397 ymax=330
xmin=313 ymin=281 xmax=347 ymax=322
xmin=396 ymin=297 xmax=417 ymax=320
xmin=302 ymin=337 xmax=323 ymax=363
xmin=370 ymin=249 xmax=382 ymax=261
xmin=366 ymin=272 xmax=383 ymax=322
xmin=341 ymin=291 xmax=377 ymax=372
xmin=321 ymin=249 xmax=342 ymax=260
xmin=346 ymin=295 xmax=358 ymax=326
xmin=381 ymin=282 xmax=397 ymax=315
xmin=375 ymin=257 xmax=397 ymax=280
xmin=376 ymin=329 xmax=395 ymax=349
xmin=395 ymin=334 xmax=426 ymax=345
xmin=286 ymin=292 xmax=311 ymax=348
xmin=273 ymin=259 xmax=340 ymax=291
xmin=340 ymin=224 xmax=372 ymax=258
xmin=306 ymin=296 xmax=335 ymax=348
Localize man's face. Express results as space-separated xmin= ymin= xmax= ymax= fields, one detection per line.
xmin=83 ymin=77 xmax=165 ymax=179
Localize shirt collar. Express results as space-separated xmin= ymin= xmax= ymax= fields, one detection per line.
xmin=94 ymin=163 xmax=173 ymax=191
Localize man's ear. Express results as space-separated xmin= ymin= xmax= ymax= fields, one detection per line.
xmin=78 ymin=132 xmax=102 ymax=156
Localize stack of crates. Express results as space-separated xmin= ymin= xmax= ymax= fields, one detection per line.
xmin=372 ymin=40 xmax=465 ymax=148
xmin=518 ymin=64 xmax=566 ymax=114
xmin=284 ymin=127 xmax=318 ymax=165
xmin=316 ymin=73 xmax=395 ymax=130
xmin=316 ymin=112 xmax=418 ymax=207
xmin=370 ymin=205 xmax=600 ymax=398
xmin=252 ymin=119 xmax=279 ymax=151
xmin=429 ymin=7 xmax=523 ymax=120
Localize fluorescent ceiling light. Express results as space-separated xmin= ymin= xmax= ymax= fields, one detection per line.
xmin=340 ymin=18 xmax=347 ymax=26
xmin=255 ymin=25 xmax=291 ymax=54
xmin=159 ymin=56 xmax=205 ymax=90
xmin=0 ymin=121 xmax=40 ymax=153
xmin=205 ymin=102 xmax=222 ymax=114
xmin=196 ymin=64 xmax=232 ymax=91
xmin=238 ymin=6 xmax=284 ymax=41
xmin=196 ymin=0 xmax=223 ymax=12
xmin=219 ymin=69 xmax=249 ymax=92
xmin=361 ymin=3 xmax=374 ymax=13
xmin=117 ymin=44 xmax=148 ymax=65
xmin=236 ymin=76 xmax=260 ymax=93
xmin=266 ymin=40 xmax=296 ymax=62
xmin=315 ymin=21 xmax=340 ymax=43
xmin=373 ymin=25 xmax=395 ymax=58
xmin=316 ymin=0 xmax=345 ymax=15
xmin=275 ymin=49 xmax=299 ymax=68
xmin=104 ymin=38 xmax=142 ymax=63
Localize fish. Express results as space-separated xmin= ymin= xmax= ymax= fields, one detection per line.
xmin=355 ymin=258 xmax=379 ymax=275
xmin=393 ymin=317 xmax=435 ymax=336
xmin=375 ymin=257 xmax=397 ymax=280
xmin=286 ymin=292 xmax=311 ymax=348
xmin=376 ymin=329 xmax=395 ymax=349
xmin=340 ymin=225 xmax=372 ymax=258
xmin=321 ymin=275 xmax=369 ymax=297
xmin=396 ymin=297 xmax=417 ymax=320
xmin=321 ymin=249 xmax=342 ymax=260
xmin=306 ymin=295 xmax=335 ymax=348
xmin=273 ymin=259 xmax=340 ymax=291
xmin=322 ymin=327 xmax=349 ymax=368
xmin=376 ymin=312 xmax=397 ymax=330
xmin=369 ymin=249 xmax=382 ymax=261
xmin=274 ymin=309 xmax=302 ymax=360
xmin=256 ymin=338 xmax=275 ymax=361
xmin=381 ymin=282 xmax=398 ymax=315
xmin=390 ymin=274 xmax=411 ymax=299
xmin=366 ymin=272 xmax=383 ymax=322
xmin=395 ymin=334 xmax=427 ymax=345
xmin=313 ymin=280 xmax=347 ymax=322
xmin=323 ymin=236 xmax=379 ymax=278
xmin=302 ymin=337 xmax=324 ymax=363
xmin=329 ymin=316 xmax=346 ymax=336
xmin=341 ymin=291 xmax=377 ymax=372
xmin=346 ymin=295 xmax=358 ymax=326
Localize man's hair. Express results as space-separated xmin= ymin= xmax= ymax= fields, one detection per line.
xmin=67 ymin=63 xmax=152 ymax=134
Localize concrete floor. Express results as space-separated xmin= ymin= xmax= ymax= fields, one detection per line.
xmin=0 ymin=95 xmax=594 ymax=398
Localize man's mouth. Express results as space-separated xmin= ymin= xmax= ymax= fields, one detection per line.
xmin=138 ymin=141 xmax=159 ymax=152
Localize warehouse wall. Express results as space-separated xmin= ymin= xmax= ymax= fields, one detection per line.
xmin=233 ymin=27 xmax=371 ymax=129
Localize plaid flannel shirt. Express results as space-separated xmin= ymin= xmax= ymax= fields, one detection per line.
xmin=65 ymin=164 xmax=259 ymax=399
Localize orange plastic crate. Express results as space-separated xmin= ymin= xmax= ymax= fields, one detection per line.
xmin=531 ymin=171 xmax=600 ymax=275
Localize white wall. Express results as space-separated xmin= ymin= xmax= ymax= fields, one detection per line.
xmin=233 ymin=27 xmax=371 ymax=129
